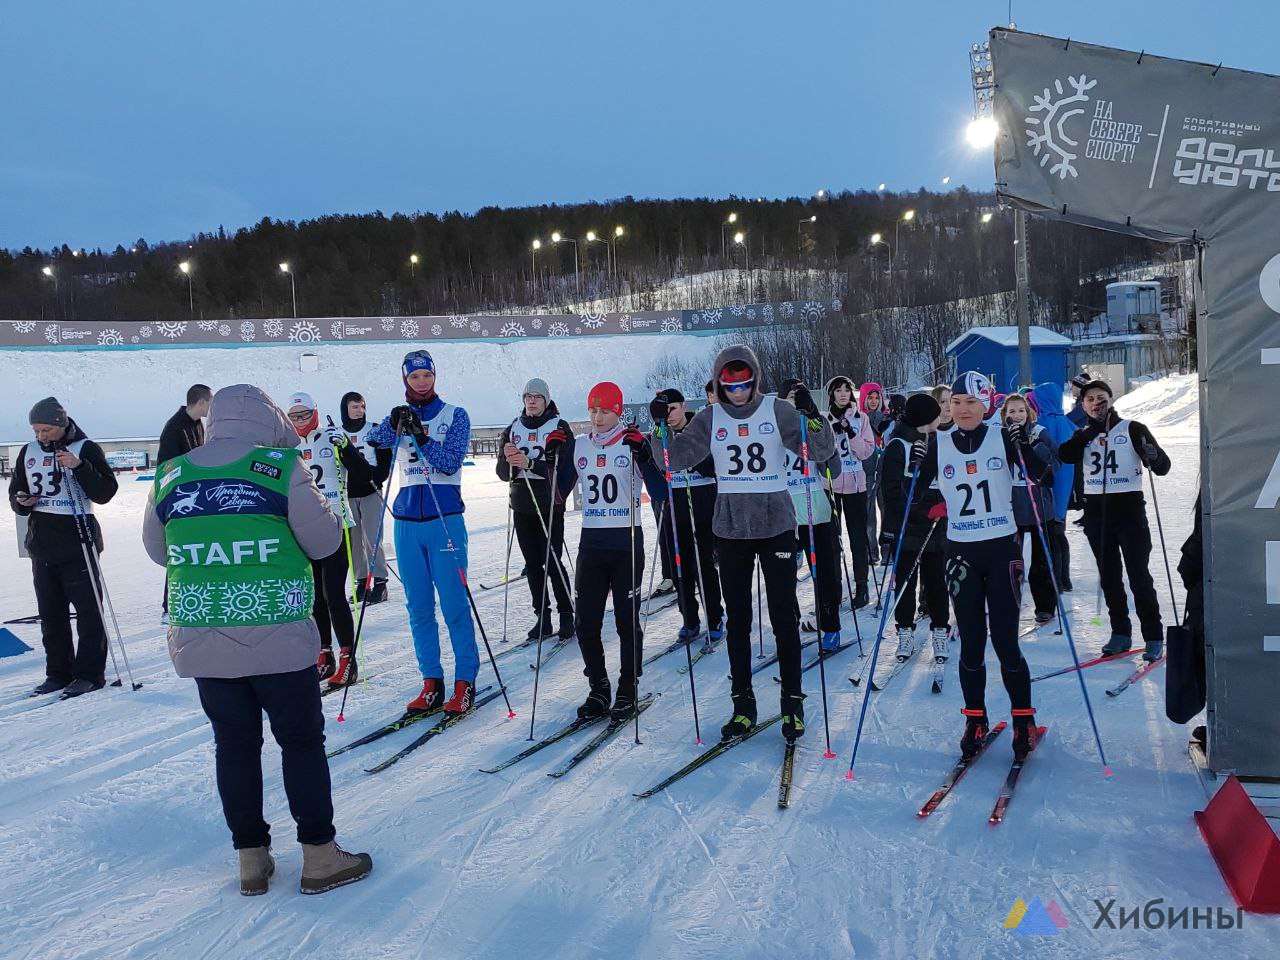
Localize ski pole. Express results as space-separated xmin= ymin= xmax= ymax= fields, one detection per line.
xmin=755 ymin=562 xmax=765 ymax=659
xmin=65 ymin=470 xmax=138 ymax=691
xmin=527 ymin=450 xmax=561 ymax=741
xmin=845 ymin=465 xmax=919 ymax=779
xmin=1018 ymin=443 xmax=1112 ymax=778
xmin=1146 ymin=466 xmax=1181 ymax=625
xmin=627 ymin=445 xmax=642 ymax=745
xmin=1093 ymin=425 xmax=1109 ymax=626
xmin=325 ymin=417 xmax=359 ymax=612
xmin=500 ymin=492 xmax=514 ymax=645
xmin=338 ymin=423 xmax=405 ymax=721
xmin=826 ymin=469 xmax=864 ymax=655
xmin=660 ymin=424 xmax=701 ymax=745
xmin=799 ymin=416 xmax=835 ymax=759
xmin=408 ymin=429 xmax=515 ymax=718
xmin=518 ymin=466 xmax=577 ymax=605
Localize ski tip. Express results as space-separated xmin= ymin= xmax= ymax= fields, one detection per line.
xmin=823 ymin=750 xmax=837 ymax=759
xmin=1103 ymin=765 xmax=1115 ymax=780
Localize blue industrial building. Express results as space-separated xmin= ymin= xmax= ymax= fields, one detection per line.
xmin=944 ymin=325 xmax=1073 ymax=392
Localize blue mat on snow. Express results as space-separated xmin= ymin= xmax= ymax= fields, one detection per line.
xmin=0 ymin=628 xmax=33 ymax=658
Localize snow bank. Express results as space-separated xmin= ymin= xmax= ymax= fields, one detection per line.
xmin=1115 ymin=372 xmax=1199 ymax=438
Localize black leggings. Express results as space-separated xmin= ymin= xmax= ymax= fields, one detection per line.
xmin=718 ymin=531 xmax=803 ymax=702
xmin=1018 ymin=526 xmax=1058 ymax=616
xmin=945 ymin=536 xmax=1031 ymax=715
xmin=834 ymin=491 xmax=870 ymax=585
xmin=312 ymin=545 xmax=354 ymax=651
xmin=895 ymin=547 xmax=949 ymax=631
xmin=797 ymin=521 xmax=842 ymax=633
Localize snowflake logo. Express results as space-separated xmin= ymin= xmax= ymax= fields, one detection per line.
xmin=97 ymin=329 xmax=124 ymax=347
xmin=240 ymin=321 xmax=255 ymax=342
xmin=761 ymin=304 xmax=776 ymax=324
xmin=801 ymin=301 xmax=826 ymax=323
xmin=171 ymin=583 xmax=214 ymax=622
xmin=729 ymin=305 xmax=747 ymax=318
xmin=580 ymin=311 xmax=606 ymax=330
xmin=218 ymin=324 xmax=230 ymax=337
xmin=781 ymin=302 xmax=795 ymax=318
xmin=574 ymin=326 xmax=582 ymax=335
xmin=139 ymin=325 xmax=152 ymax=338
xmin=1025 ymin=74 xmax=1097 ymax=179
xmin=156 ymin=321 xmax=187 ymax=339
xmin=499 ymin=321 xmax=526 ymax=338
xmin=431 ymin=323 xmax=442 ymax=336
xmin=701 ymin=309 xmax=722 ymax=326
xmin=660 ymin=317 xmax=682 ymax=334
xmin=130 ymin=336 xmax=139 ymax=344
xmin=221 ymin=582 xmax=270 ymax=622
xmin=469 ymin=320 xmax=481 ymax=332
xmin=530 ymin=318 xmax=542 ymax=330
xmin=618 ymin=314 xmax=631 ymax=332
xmin=401 ymin=319 xmax=419 ymax=338
xmin=13 ymin=320 xmax=36 ymax=334
xmin=381 ymin=317 xmax=396 ymax=331
xmin=263 ymin=319 xmax=284 ymax=338
xmin=449 ymin=315 xmax=467 ymax=328
xmin=197 ymin=320 xmax=219 ymax=332
xmin=289 ymin=320 xmax=322 ymax=343
xmin=44 ymin=325 xmax=58 ymax=343
xmin=330 ymin=321 xmax=345 ymax=340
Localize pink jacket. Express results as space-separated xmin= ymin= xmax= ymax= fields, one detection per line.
xmin=825 ymin=407 xmax=875 ymax=494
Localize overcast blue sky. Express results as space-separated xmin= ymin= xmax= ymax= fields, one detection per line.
xmin=3 ymin=0 xmax=1276 ymax=251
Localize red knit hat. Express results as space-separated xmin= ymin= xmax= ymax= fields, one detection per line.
xmin=718 ymin=361 xmax=754 ymax=387
xmin=587 ymin=381 xmax=624 ymax=416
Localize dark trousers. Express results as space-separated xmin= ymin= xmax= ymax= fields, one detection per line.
xmin=797 ymin=521 xmax=842 ymax=633
xmin=719 ymin=531 xmax=803 ymax=700
xmin=1083 ymin=506 xmax=1164 ymax=645
xmin=1048 ymin=519 xmax=1071 ymax=589
xmin=895 ymin=547 xmax=949 ymax=631
xmin=311 ymin=546 xmax=354 ymax=651
xmin=653 ymin=502 xmax=674 ymax=581
xmin=834 ymin=491 xmax=870 ymax=586
xmin=195 ymin=667 xmax=336 ymax=850
xmin=945 ymin=536 xmax=1031 ymax=714
xmin=575 ymin=545 xmax=644 ymax=684
xmin=1018 ymin=526 xmax=1058 ymax=616
xmin=513 ymin=507 xmax=572 ymax=616
xmin=660 ymin=500 xmax=724 ymax=630
xmin=33 ymin=556 xmax=108 ymax=684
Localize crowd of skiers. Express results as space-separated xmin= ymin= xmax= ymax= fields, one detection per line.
xmin=8 ymin=346 xmax=1178 ymax=896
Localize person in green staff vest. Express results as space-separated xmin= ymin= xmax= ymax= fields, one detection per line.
xmin=142 ymin=384 xmax=373 ymax=897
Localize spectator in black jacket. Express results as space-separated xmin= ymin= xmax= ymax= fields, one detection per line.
xmin=157 ymin=384 xmax=212 ymax=465
xmin=339 ymin=391 xmax=394 ymax=603
xmin=1058 ymin=379 xmax=1171 ymax=660
xmin=8 ymin=398 xmax=119 ymax=697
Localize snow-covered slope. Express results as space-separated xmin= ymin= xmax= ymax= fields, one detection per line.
xmin=0 ymin=373 xmax=1271 ymax=960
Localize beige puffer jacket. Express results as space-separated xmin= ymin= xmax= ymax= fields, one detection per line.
xmin=142 ymin=384 xmax=343 ymax=678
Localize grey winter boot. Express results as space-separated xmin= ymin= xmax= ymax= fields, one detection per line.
xmin=238 ymin=846 xmax=275 ymax=896
xmin=300 ymin=841 xmax=373 ymax=894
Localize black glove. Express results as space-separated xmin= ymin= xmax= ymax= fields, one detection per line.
xmin=621 ymin=427 xmax=652 ymax=463
xmin=1006 ymin=422 xmax=1028 ymax=447
xmin=648 ymin=397 xmax=670 ymax=425
xmin=888 ymin=395 xmax=906 ymax=419
xmin=390 ymin=405 xmax=425 ymax=438
xmin=1137 ymin=438 xmax=1159 ymax=466
xmin=792 ymin=384 xmax=818 ymax=417
xmin=908 ymin=436 xmax=928 ymax=470
xmin=1081 ymin=417 xmax=1107 ymax=440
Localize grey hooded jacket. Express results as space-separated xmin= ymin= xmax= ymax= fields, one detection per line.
xmin=143 ymin=384 xmax=343 ymax=679
xmin=658 ymin=344 xmax=836 ymax=540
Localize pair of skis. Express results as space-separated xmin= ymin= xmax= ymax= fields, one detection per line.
xmin=915 ymin=722 xmax=1048 ymax=824
xmin=480 ymin=694 xmax=656 ymax=778
xmin=325 ymin=684 xmax=497 ymax=766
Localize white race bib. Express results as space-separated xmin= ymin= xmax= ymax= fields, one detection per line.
xmin=299 ymin=431 xmax=352 ymax=525
xmin=708 ymin=397 xmax=788 ymax=494
xmin=24 ymin=440 xmax=89 ymax=516
xmin=1083 ymin=420 xmax=1143 ymax=495
xmin=508 ymin=418 xmax=560 ymax=480
xmin=574 ymin=435 xmax=641 ymax=528
xmin=397 ymin=404 xmax=463 ymax=488
xmin=345 ymin=422 xmax=379 ymax=468
xmin=936 ymin=427 xmax=1016 ymax=542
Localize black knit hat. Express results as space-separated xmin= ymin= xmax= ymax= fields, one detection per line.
xmin=655 ymin=388 xmax=685 ymax=404
xmin=903 ymin=393 xmax=941 ymax=429
xmin=28 ymin=397 xmax=68 ymax=428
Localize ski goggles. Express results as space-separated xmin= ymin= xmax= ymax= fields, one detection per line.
xmin=720 ymin=379 xmax=754 ymax=394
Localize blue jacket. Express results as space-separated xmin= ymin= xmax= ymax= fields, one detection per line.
xmin=366 ymin=396 xmax=471 ymax=521
xmin=1033 ymin=382 xmax=1075 ymax=522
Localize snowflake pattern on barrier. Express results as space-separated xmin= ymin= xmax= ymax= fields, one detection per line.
xmin=264 ymin=319 xmax=284 ymax=338
xmin=499 ymin=321 xmax=526 ymax=338
xmin=801 ymin=301 xmax=825 ymax=323
xmin=469 ymin=320 xmax=481 ymax=333
xmin=139 ymin=325 xmax=152 ymax=339
xmin=44 ymin=325 xmax=58 ymax=344
xmin=761 ymin=304 xmax=776 ymax=325
xmin=781 ymin=302 xmax=795 ymax=318
xmin=218 ymin=324 xmax=230 ymax=337
xmin=832 ymin=297 xmax=842 ymax=312
xmin=198 ymin=320 xmax=219 ymax=332
xmin=618 ymin=314 xmax=631 ymax=332
xmin=289 ymin=320 xmax=321 ymax=343
xmin=729 ymin=305 xmax=746 ymax=318
xmin=701 ymin=309 xmax=722 ymax=326
xmin=155 ymin=321 xmax=187 ymax=339
xmin=170 ymin=583 xmax=214 ymax=622
xmin=240 ymin=321 xmax=255 ymax=342
xmin=130 ymin=336 xmax=139 ymax=344
xmin=330 ymin=321 xmax=345 ymax=340
xmin=660 ymin=317 xmax=681 ymax=334
xmin=221 ymin=582 xmax=271 ymax=622
xmin=449 ymin=315 xmax=467 ymax=328
xmin=548 ymin=321 xmax=570 ymax=338
xmin=1025 ymin=74 xmax=1096 ymax=180
xmin=13 ymin=321 xmax=36 ymax=334
xmin=401 ymin=319 xmax=419 ymax=338
xmin=530 ymin=318 xmax=542 ymax=330
xmin=97 ymin=329 xmax=124 ymax=347
xmin=381 ymin=317 xmax=396 ymax=331
xmin=580 ymin=311 xmax=606 ymax=330
xmin=431 ymin=323 xmax=442 ymax=336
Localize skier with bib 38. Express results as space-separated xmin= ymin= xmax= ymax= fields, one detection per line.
xmin=913 ymin=372 xmax=1050 ymax=760
xmin=651 ymin=346 xmax=835 ymax=743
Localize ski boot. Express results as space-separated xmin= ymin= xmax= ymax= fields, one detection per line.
xmin=1143 ymin=638 xmax=1163 ymax=662
xmin=1011 ymin=707 xmax=1040 ymax=761
xmin=367 ymin=578 xmax=388 ymax=604
xmin=1034 ymin=610 xmax=1054 ymax=626
xmin=707 ymin=619 xmax=725 ymax=643
xmin=720 ymin=691 xmax=758 ymax=741
xmin=820 ymin=630 xmax=841 ymax=652
xmin=557 ymin=610 xmax=575 ymax=640
xmin=1101 ymin=633 xmax=1133 ymax=656
xmin=300 ymin=841 xmax=373 ymax=895
xmin=781 ymin=692 xmax=806 ymax=742
xmin=577 ymin=678 xmax=611 ymax=721
xmin=327 ymin=648 xmax=357 ymax=689
xmin=610 ymin=677 xmax=638 ymax=722
xmin=650 ymin=578 xmax=675 ymax=599
xmin=894 ymin=626 xmax=916 ymax=661
xmin=526 ymin=610 xmax=554 ymax=641
xmin=960 ymin=708 xmax=990 ymax=759
xmin=852 ymin=582 xmax=869 ymax=609
xmin=60 ymin=678 xmax=104 ymax=699
xmin=930 ymin=627 xmax=950 ymax=662
xmin=316 ymin=646 xmax=336 ymax=682
xmin=355 ymin=579 xmax=367 ymax=603
xmin=239 ymin=846 xmax=275 ymax=896
xmin=677 ymin=622 xmax=702 ymax=643
xmin=442 ymin=680 xmax=476 ymax=715
xmin=31 ymin=677 xmax=70 ymax=696
xmin=407 ymin=677 xmax=445 ymax=714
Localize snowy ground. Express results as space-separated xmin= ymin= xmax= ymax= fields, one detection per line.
xmin=2 ymin=372 xmax=1273 ymax=960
